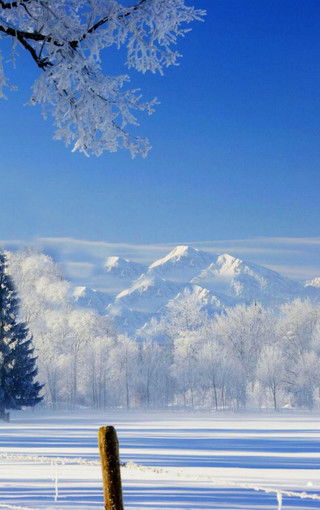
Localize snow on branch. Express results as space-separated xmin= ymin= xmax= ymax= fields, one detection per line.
xmin=0 ymin=0 xmax=205 ymax=156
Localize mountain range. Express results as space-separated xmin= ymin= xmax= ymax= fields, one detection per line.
xmin=72 ymin=245 xmax=320 ymax=336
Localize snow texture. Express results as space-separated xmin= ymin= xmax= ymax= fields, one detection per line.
xmin=1 ymin=409 xmax=320 ymax=509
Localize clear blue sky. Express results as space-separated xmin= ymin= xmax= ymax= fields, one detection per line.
xmin=0 ymin=0 xmax=320 ymax=244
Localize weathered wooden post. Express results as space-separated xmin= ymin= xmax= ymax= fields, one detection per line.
xmin=98 ymin=426 xmax=124 ymax=510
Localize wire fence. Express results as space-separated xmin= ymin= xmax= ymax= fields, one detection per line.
xmin=1 ymin=452 xmax=320 ymax=510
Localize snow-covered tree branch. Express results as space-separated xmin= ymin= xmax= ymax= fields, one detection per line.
xmin=0 ymin=0 xmax=205 ymax=156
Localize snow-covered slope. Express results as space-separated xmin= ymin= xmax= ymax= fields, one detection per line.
xmin=136 ymin=284 xmax=226 ymax=342
xmin=72 ymin=286 xmax=111 ymax=314
xmin=105 ymin=256 xmax=145 ymax=279
xmin=147 ymin=245 xmax=214 ymax=282
xmin=115 ymin=275 xmax=184 ymax=313
xmin=82 ymin=256 xmax=147 ymax=296
xmin=192 ymin=253 xmax=306 ymax=305
xmin=305 ymin=277 xmax=320 ymax=288
xmin=109 ymin=273 xmax=187 ymax=334
xmin=166 ymin=284 xmax=225 ymax=315
xmin=106 ymin=302 xmax=154 ymax=336
xmin=5 ymin=411 xmax=320 ymax=510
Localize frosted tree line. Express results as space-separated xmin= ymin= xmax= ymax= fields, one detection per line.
xmin=7 ymin=250 xmax=320 ymax=411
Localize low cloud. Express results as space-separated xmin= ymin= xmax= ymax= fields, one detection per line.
xmin=1 ymin=235 xmax=319 ymax=286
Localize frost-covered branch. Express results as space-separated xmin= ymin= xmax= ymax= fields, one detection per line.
xmin=0 ymin=0 xmax=205 ymax=156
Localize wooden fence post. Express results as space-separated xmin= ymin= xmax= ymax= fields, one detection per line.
xmin=98 ymin=426 xmax=124 ymax=510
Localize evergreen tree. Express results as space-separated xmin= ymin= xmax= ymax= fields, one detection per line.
xmin=0 ymin=252 xmax=42 ymax=421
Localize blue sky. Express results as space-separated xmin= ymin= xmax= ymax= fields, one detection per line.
xmin=0 ymin=0 xmax=320 ymax=246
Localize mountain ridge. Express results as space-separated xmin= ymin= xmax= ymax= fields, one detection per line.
xmin=72 ymin=245 xmax=320 ymax=335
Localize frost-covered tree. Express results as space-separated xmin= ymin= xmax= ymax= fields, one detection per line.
xmin=109 ymin=334 xmax=138 ymax=408
xmin=166 ymin=288 xmax=209 ymax=335
xmin=8 ymin=249 xmax=70 ymax=325
xmin=256 ymin=344 xmax=287 ymax=410
xmin=278 ymin=299 xmax=320 ymax=408
xmin=8 ymin=248 xmax=320 ymax=411
xmin=136 ymin=340 xmax=170 ymax=406
xmin=86 ymin=332 xmax=115 ymax=408
xmin=214 ymin=303 xmax=270 ymax=407
xmin=0 ymin=0 xmax=205 ymax=157
xmin=139 ymin=287 xmax=208 ymax=344
xmin=8 ymin=250 xmax=71 ymax=405
xmin=0 ymin=252 xmax=42 ymax=420
xmin=171 ymin=333 xmax=202 ymax=407
xmin=64 ymin=308 xmax=97 ymax=407
xmin=197 ymin=322 xmax=232 ymax=410
xmin=8 ymin=250 xmax=117 ymax=408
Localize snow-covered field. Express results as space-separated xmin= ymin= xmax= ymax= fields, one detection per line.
xmin=1 ymin=409 xmax=320 ymax=509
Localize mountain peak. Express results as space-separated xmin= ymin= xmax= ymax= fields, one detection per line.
xmin=217 ymin=253 xmax=237 ymax=262
xmin=72 ymin=285 xmax=111 ymax=313
xmin=149 ymin=245 xmax=197 ymax=269
xmin=305 ymin=277 xmax=320 ymax=288
xmin=104 ymin=256 xmax=145 ymax=279
xmin=147 ymin=245 xmax=214 ymax=283
xmin=170 ymin=245 xmax=195 ymax=256
xmin=105 ymin=256 xmax=125 ymax=270
xmin=216 ymin=253 xmax=240 ymax=269
xmin=73 ymin=285 xmax=87 ymax=298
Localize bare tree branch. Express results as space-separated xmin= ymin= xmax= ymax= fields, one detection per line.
xmin=0 ymin=1 xmax=19 ymax=8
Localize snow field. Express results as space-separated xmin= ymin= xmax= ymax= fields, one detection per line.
xmin=1 ymin=410 xmax=320 ymax=509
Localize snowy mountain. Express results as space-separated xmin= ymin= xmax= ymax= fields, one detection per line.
xmin=69 ymin=245 xmax=320 ymax=336
xmin=115 ymin=275 xmax=184 ymax=313
xmin=165 ymin=284 xmax=225 ymax=315
xmin=147 ymin=245 xmax=214 ymax=282
xmin=192 ymin=253 xmax=306 ymax=305
xmin=136 ymin=284 xmax=225 ymax=342
xmin=81 ymin=256 xmax=148 ymax=296
xmin=72 ymin=286 xmax=111 ymax=314
xmin=105 ymin=256 xmax=145 ymax=279
xmin=106 ymin=302 xmax=155 ymax=336
xmin=305 ymin=277 xmax=320 ymax=288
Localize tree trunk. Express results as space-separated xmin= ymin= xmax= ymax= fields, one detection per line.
xmin=211 ymin=372 xmax=218 ymax=410
xmin=272 ymin=382 xmax=277 ymax=411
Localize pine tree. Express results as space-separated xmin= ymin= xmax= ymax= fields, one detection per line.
xmin=0 ymin=252 xmax=42 ymax=421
